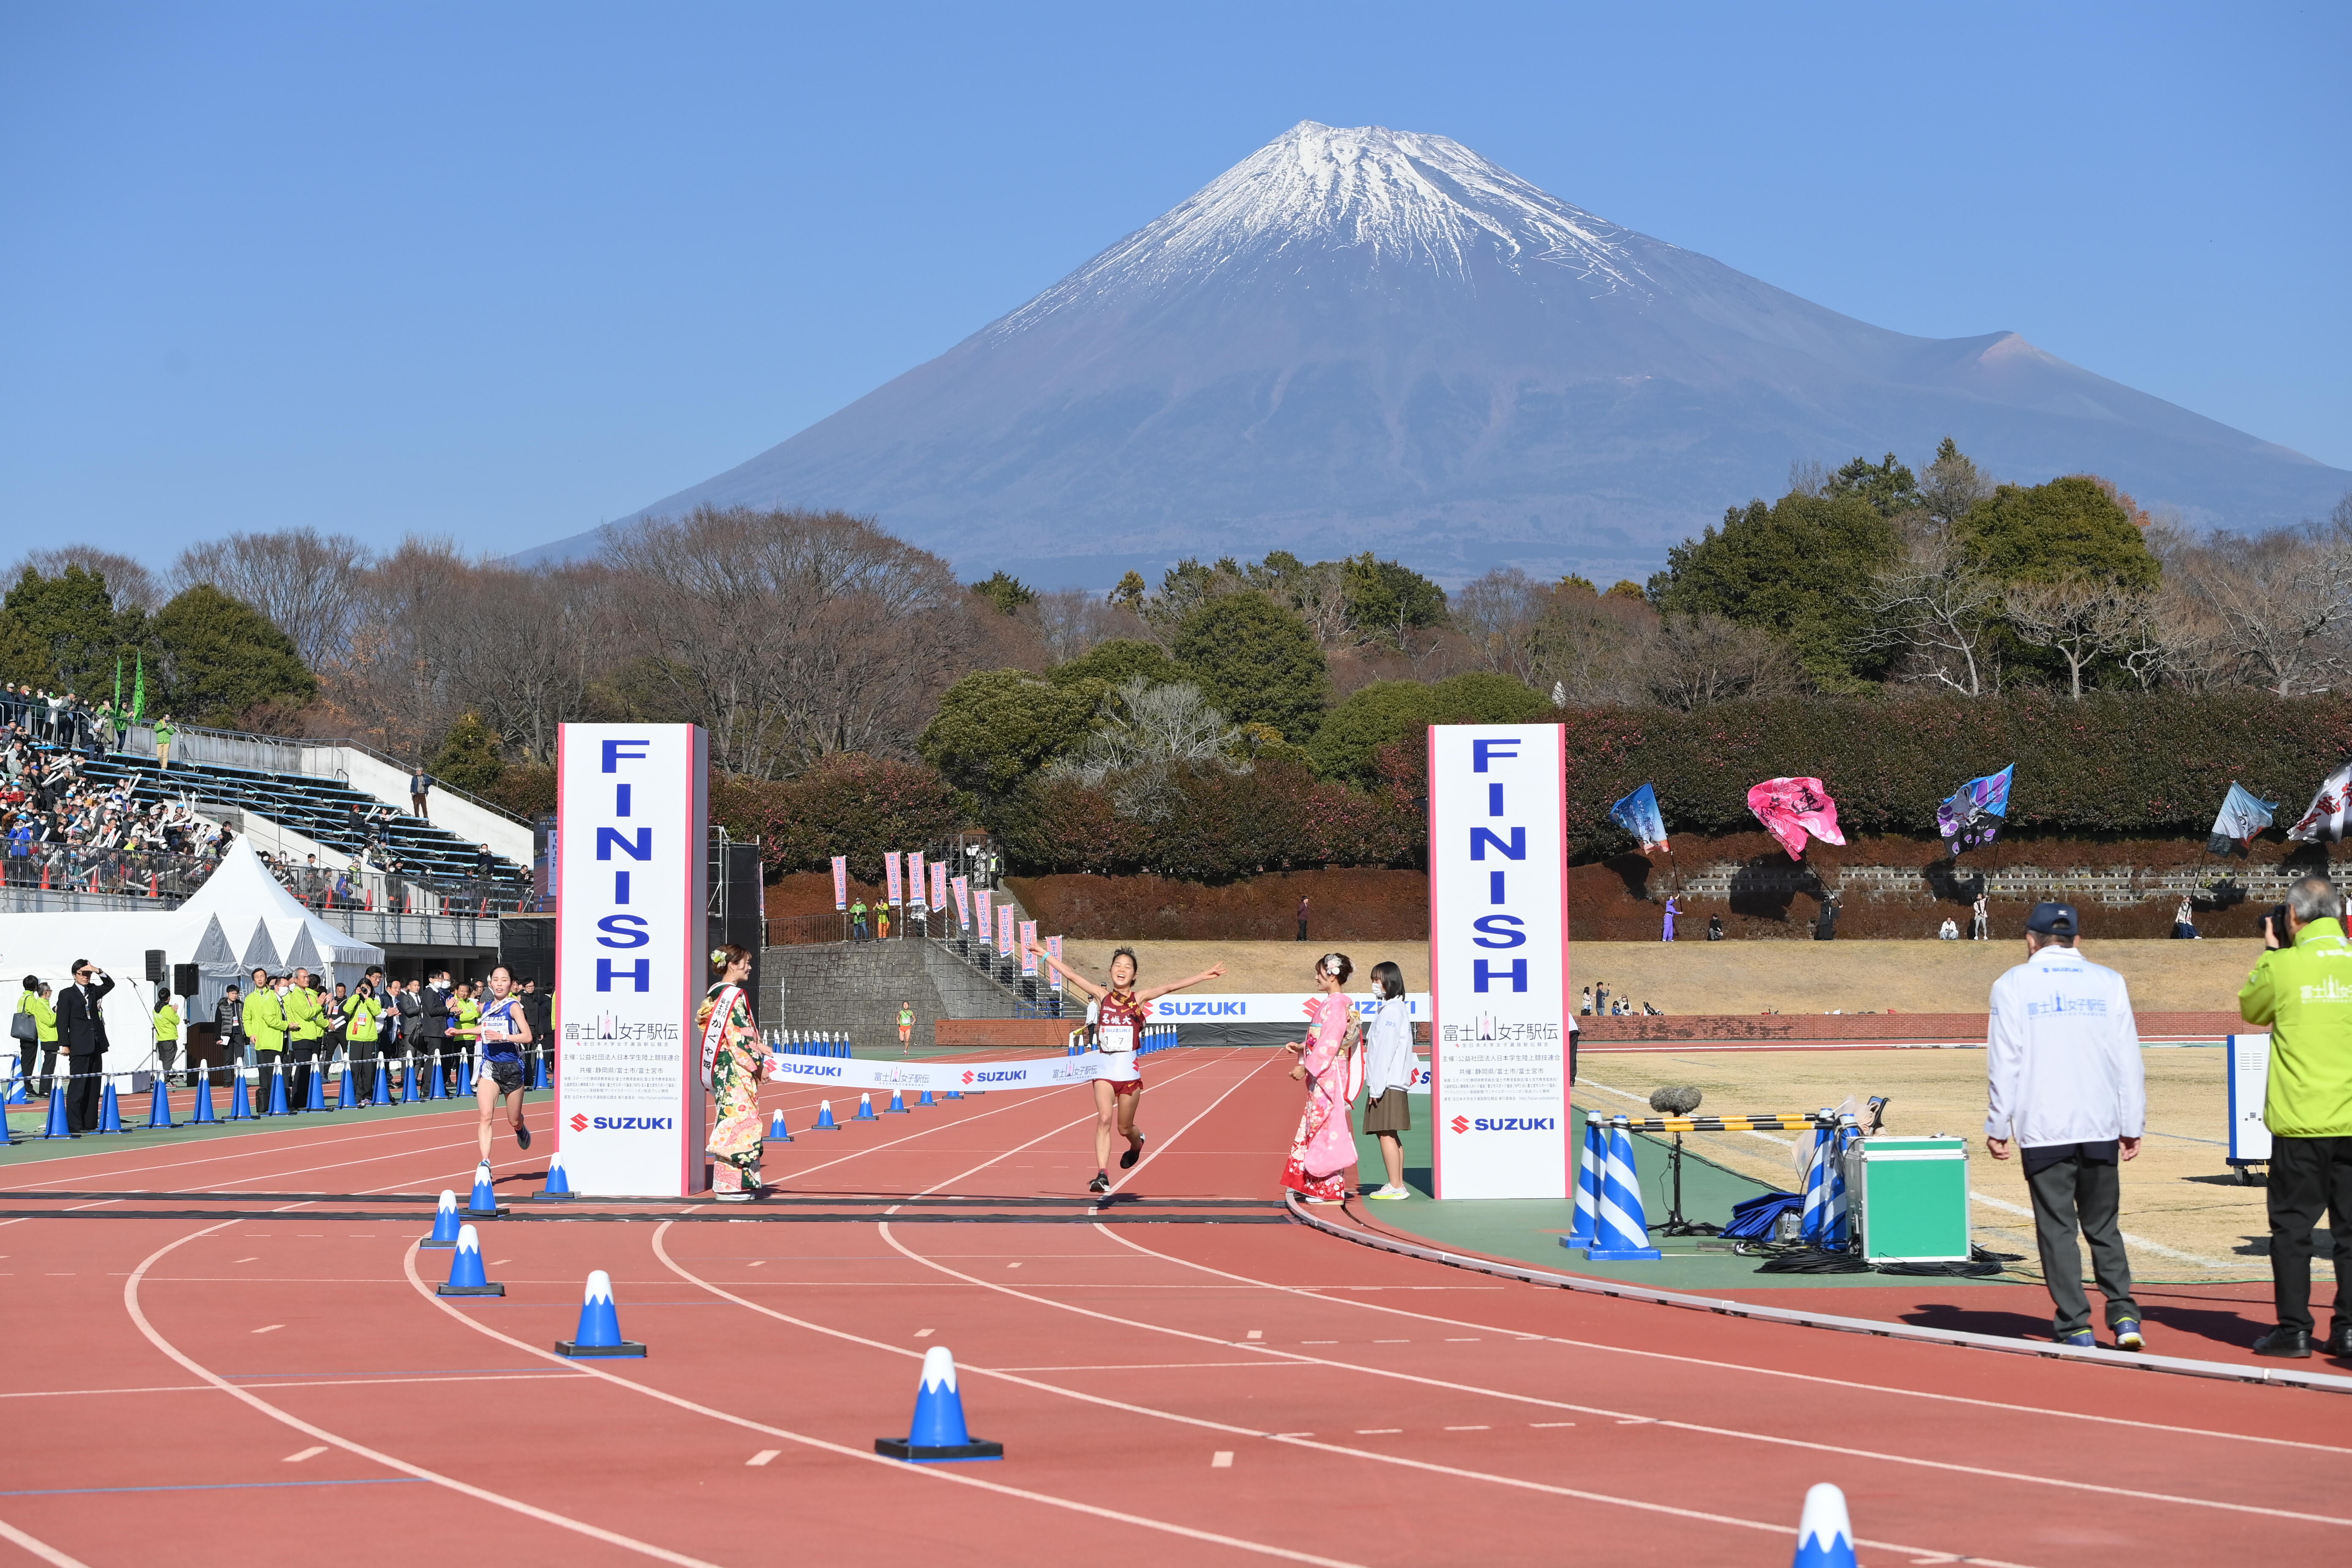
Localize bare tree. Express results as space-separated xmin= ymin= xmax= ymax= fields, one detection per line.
xmin=170 ymin=528 xmax=373 ymax=672
xmin=16 ymin=547 xmax=162 ymax=612
xmin=1046 ymin=678 xmax=1243 ymax=822
xmin=1530 ymin=591 xmax=1658 ymax=707
xmin=1857 ymin=530 xmax=2001 ymax=695
xmin=1025 ymin=588 xmax=1151 ymax=663
xmin=1454 ymin=567 xmax=1550 ymax=685
xmin=2004 ymin=578 xmax=2141 ymax=699
xmin=1643 ymin=612 xmax=1804 ymax=710
xmin=2175 ymin=509 xmax=2352 ymax=695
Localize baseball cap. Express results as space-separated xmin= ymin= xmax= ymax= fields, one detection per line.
xmin=2024 ymin=901 xmax=2079 ymax=936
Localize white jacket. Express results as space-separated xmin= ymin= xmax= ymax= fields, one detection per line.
xmin=1361 ymin=999 xmax=1416 ymax=1096
xmin=1985 ymin=945 xmax=2145 ymax=1146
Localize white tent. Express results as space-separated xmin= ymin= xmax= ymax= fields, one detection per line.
xmin=0 ymin=837 xmax=383 ymax=1070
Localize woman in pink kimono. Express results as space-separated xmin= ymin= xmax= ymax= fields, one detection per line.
xmin=698 ymin=943 xmax=767 ymax=1202
xmin=1282 ymin=952 xmax=1364 ymax=1203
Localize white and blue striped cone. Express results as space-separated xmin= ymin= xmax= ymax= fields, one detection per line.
xmin=853 ymin=1092 xmax=877 ymax=1121
xmin=534 ymin=1151 xmax=575 ymax=1201
xmin=1799 ymin=1116 xmax=1840 ymax=1248
xmin=421 ymin=1189 xmax=462 ymax=1249
xmin=556 ymin=1269 xmax=646 ymax=1357
xmin=1585 ymin=1122 xmax=1662 ymax=1260
xmin=875 ymin=1346 xmax=1002 ymax=1462
xmin=4 ymin=1059 xmax=25 ymax=1104
xmin=466 ymin=1161 xmax=506 ymax=1218
xmin=768 ymin=1108 xmax=793 ymax=1143
xmin=435 ymin=1223 xmax=504 ymax=1296
xmin=1791 ymin=1482 xmax=1858 ymax=1568
xmin=1561 ymin=1114 xmax=1602 ymax=1249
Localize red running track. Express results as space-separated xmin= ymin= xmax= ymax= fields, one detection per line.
xmin=0 ymin=1046 xmax=2347 ymax=1567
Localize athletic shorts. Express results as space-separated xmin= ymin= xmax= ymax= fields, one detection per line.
xmin=1104 ymin=1078 xmax=1142 ymax=1097
xmin=477 ymin=1057 xmax=525 ymax=1094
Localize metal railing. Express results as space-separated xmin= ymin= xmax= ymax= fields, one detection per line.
xmin=0 ymin=845 xmax=219 ymax=901
xmin=115 ymin=720 xmax=533 ymax=828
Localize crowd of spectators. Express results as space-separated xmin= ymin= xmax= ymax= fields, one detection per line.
xmin=1 ymin=727 xmax=225 ymax=896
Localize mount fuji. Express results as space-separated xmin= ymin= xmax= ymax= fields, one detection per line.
xmin=519 ymin=122 xmax=2349 ymax=583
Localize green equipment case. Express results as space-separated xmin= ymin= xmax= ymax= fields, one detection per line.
xmin=1849 ymin=1135 xmax=1971 ymax=1263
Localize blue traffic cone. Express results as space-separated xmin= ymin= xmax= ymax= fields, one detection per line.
xmin=191 ymin=1074 xmax=220 ymax=1125
xmin=813 ymin=1100 xmax=839 ymax=1130
xmin=531 ymin=1051 xmax=550 ymax=1090
xmin=1585 ymin=1122 xmax=1662 ymax=1261
xmin=336 ymin=1061 xmax=360 ymax=1110
xmin=435 ymin=1224 xmax=503 ymax=1296
xmin=1561 ymin=1115 xmax=1602 ymax=1250
xmin=305 ymin=1065 xmax=328 ymax=1112
xmin=4 ymin=1060 xmax=24 ymax=1105
xmin=945 ymin=1086 xmax=961 ymax=1099
xmin=424 ymin=1062 xmax=443 ymax=1099
xmin=146 ymin=1076 xmax=175 ymax=1129
xmin=767 ymin=1109 xmax=793 ymax=1143
xmin=555 ymin=1269 xmax=646 ymax=1357
xmin=97 ymin=1080 xmax=124 ymax=1134
xmin=265 ymin=1066 xmax=289 ymax=1116
xmin=885 ymin=1089 xmax=909 ymax=1114
xmin=1791 ymin=1483 xmax=1857 ymax=1568
xmin=467 ymin=1161 xmax=504 ymax=1218
xmin=403 ymin=1060 xmax=422 ymax=1103
xmin=421 ymin=1189 xmax=462 ymax=1249
xmin=40 ymin=1080 xmax=73 ymax=1138
xmin=876 ymin=1346 xmax=1001 ymax=1462
xmin=535 ymin=1152 xmax=575 ymax=1200
xmin=372 ymin=1059 xmax=392 ymax=1104
xmin=229 ymin=1069 xmax=253 ymax=1121
xmin=854 ymin=1093 xmax=877 ymax=1121
xmin=917 ymin=1088 xmax=936 ymax=1108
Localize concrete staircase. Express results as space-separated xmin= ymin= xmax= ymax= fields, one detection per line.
xmin=765 ymin=936 xmax=1047 ymax=1054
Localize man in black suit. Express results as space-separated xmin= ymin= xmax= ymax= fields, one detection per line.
xmin=55 ymin=957 xmax=114 ymax=1135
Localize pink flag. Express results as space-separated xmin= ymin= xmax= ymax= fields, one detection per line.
xmin=1747 ymin=777 xmax=1846 ymax=861
xmin=830 ymin=855 xmax=848 ymax=911
xmin=907 ymin=851 xmax=925 ymax=909
xmin=884 ymin=851 xmax=903 ymax=906
xmin=975 ymin=887 xmax=993 ymax=942
xmin=951 ymin=874 xmax=972 ymax=930
xmin=997 ymin=904 xmax=1015 ymax=956
xmin=930 ymin=861 xmax=947 ymax=912
xmin=1019 ymin=920 xmax=1038 ymax=975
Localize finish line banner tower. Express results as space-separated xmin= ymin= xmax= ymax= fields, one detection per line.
xmin=1428 ymin=724 xmax=1571 ymax=1200
xmin=555 ymin=724 xmax=710 ymax=1196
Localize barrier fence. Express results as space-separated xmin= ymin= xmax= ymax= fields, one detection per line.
xmin=1065 ymin=1024 xmax=1180 ymax=1057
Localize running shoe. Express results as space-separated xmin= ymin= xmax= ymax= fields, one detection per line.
xmin=2112 ymin=1319 xmax=2144 ymax=1352
xmin=1366 ymin=1184 xmax=1410 ymax=1200
xmin=1088 ymin=1172 xmax=1110 ymax=1195
xmin=2059 ymin=1331 xmax=2096 ymax=1348
xmin=515 ymin=1124 xmax=532 ymax=1150
xmin=715 ymin=1190 xmax=752 ymax=1203
xmin=1119 ymin=1132 xmax=1146 ymax=1170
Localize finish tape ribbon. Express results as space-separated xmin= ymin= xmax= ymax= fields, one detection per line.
xmin=763 ymin=1052 xmax=1139 ymax=1094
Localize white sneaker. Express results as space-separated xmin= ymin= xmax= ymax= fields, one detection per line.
xmin=1366 ymin=1184 xmax=1410 ymax=1200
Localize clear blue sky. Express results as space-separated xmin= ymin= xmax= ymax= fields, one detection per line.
xmin=4 ymin=1 xmax=2344 ymax=569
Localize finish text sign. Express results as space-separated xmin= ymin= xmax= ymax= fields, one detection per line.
xmin=1428 ymin=725 xmax=1571 ymax=1199
xmin=555 ymin=724 xmax=709 ymax=1195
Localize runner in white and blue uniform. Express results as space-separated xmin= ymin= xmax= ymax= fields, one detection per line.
xmin=472 ymin=964 xmax=535 ymax=1165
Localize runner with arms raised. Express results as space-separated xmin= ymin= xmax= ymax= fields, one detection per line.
xmin=1031 ymin=943 xmax=1225 ymax=1194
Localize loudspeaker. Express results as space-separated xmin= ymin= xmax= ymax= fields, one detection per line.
xmin=173 ymin=963 xmax=199 ymax=998
xmin=144 ymin=949 xmax=166 ymax=983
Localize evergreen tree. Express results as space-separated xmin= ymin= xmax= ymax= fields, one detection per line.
xmin=1957 ymin=474 xmax=2161 ymax=589
xmin=1339 ymin=552 xmax=1449 ymax=635
xmin=1648 ymin=490 xmax=1899 ymax=690
xmin=1108 ymin=570 xmax=1148 ymax=612
xmin=1172 ymin=591 xmax=1329 ymax=742
xmin=1824 ymin=452 xmax=1925 ymax=517
xmin=969 ymin=571 xmax=1037 ymax=616
xmin=430 ymin=712 xmax=507 ymax=794
xmin=1047 ymin=638 xmax=1186 ymax=689
xmin=917 ymin=669 xmax=1102 ymax=807
xmin=0 ymin=610 xmax=46 ymax=686
xmin=2 ymin=564 xmax=139 ymax=692
xmin=149 ymin=584 xmax=315 ymax=726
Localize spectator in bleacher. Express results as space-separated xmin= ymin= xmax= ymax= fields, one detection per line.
xmin=473 ymin=842 xmax=494 ymax=883
xmin=409 ymin=766 xmax=430 ymax=818
xmin=283 ymin=967 xmax=325 ymax=1108
xmin=153 ymin=714 xmax=176 ymax=767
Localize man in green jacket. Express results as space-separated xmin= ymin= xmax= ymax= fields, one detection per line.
xmin=2237 ymin=874 xmax=2352 ymax=1359
xmin=283 ymin=969 xmax=325 ymax=1111
xmin=243 ymin=968 xmax=286 ymax=1111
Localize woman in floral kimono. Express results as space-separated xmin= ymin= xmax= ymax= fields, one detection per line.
xmin=1282 ymin=952 xmax=1364 ymax=1204
xmin=699 ymin=943 xmax=767 ymax=1202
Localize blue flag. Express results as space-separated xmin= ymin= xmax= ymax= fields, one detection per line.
xmin=1936 ymin=765 xmax=2012 ymax=858
xmin=1609 ymin=783 xmax=1669 ymax=852
xmin=2208 ymin=782 xmax=2277 ymax=857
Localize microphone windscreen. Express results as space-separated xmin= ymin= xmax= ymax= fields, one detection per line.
xmin=1648 ymin=1085 xmax=1703 ymax=1116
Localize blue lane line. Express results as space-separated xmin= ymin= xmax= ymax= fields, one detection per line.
xmin=0 ymin=1478 xmax=424 ymax=1498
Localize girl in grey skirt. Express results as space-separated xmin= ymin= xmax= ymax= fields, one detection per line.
xmin=1361 ymin=961 xmax=1416 ymax=1199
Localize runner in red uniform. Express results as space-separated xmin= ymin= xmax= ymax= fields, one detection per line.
xmin=1031 ymin=943 xmax=1225 ymax=1194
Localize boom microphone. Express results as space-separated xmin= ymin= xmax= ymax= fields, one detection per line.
xmin=1648 ymin=1085 xmax=1703 ymax=1116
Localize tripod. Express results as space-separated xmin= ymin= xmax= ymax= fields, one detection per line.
xmin=1654 ymin=1132 xmax=1720 ymax=1238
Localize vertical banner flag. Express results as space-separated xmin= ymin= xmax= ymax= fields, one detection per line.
xmin=1747 ymin=777 xmax=1846 ymax=862
xmin=1608 ymin=783 xmax=1669 ymax=852
xmin=830 ymin=857 xmax=848 ymax=912
xmin=930 ymin=860 xmax=947 ymax=912
xmin=2288 ymin=761 xmax=2352 ymax=842
xmin=1936 ymin=764 xmax=2014 ymax=858
xmin=1019 ymin=920 xmax=1038 ymax=975
xmin=1429 ymin=724 xmax=1571 ymax=1200
xmin=907 ymin=851 xmax=925 ymax=915
xmin=555 ymin=723 xmax=710 ymax=1196
xmin=997 ymin=904 xmax=1015 ymax=957
xmin=975 ymin=887 xmax=993 ymax=944
xmin=885 ymin=851 xmax=903 ymax=907
xmin=952 ymin=875 xmax=972 ymax=931
xmin=1046 ymin=934 xmax=1064 ymax=991
xmin=2209 ymin=782 xmax=2278 ymax=856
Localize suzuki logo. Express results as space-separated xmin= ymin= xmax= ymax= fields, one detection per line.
xmin=1450 ymin=1115 xmax=1470 ymax=1135
xmin=569 ymin=1113 xmax=588 ymax=1132
xmin=962 ymin=1070 xmax=975 ymax=1085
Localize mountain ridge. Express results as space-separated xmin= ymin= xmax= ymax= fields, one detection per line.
xmin=516 ymin=121 xmax=2347 ymax=583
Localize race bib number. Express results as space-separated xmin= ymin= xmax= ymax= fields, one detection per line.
xmin=479 ymin=1015 xmax=512 ymax=1044
xmin=1097 ymin=1024 xmax=1135 ymax=1054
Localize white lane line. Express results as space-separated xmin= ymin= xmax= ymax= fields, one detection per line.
xmin=914 ymin=1328 xmax=933 ymax=1337
xmin=283 ymin=1446 xmax=329 ymax=1462
xmin=1096 ymin=1227 xmax=2352 ymax=1458
xmin=1211 ymin=1451 xmax=1233 ymax=1468
xmin=1109 ymin=1050 xmax=1281 ymax=1194
xmin=0 ymin=1512 xmax=93 ymax=1568
xmin=251 ymin=1324 xmax=283 ymax=1334
xmin=124 ymin=1222 xmax=728 ymax=1568
xmin=747 ymin=1450 xmax=780 ymax=1467
xmin=881 ymin=1225 xmax=2349 ymax=1532
xmin=414 ymin=1236 xmax=1366 ymax=1567
xmin=655 ymin=1230 xmax=2041 ymax=1567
